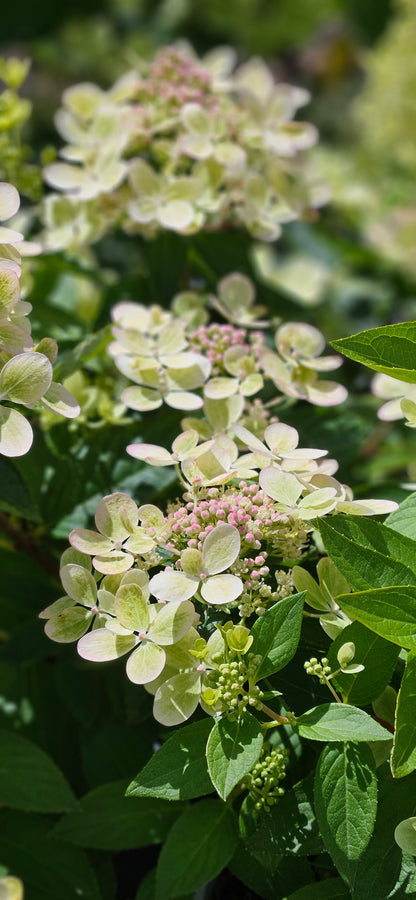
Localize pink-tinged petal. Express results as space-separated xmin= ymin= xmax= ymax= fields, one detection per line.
xmin=77 ymin=628 xmax=136 ymax=661
xmin=126 ymin=642 xmax=166 ymax=685
xmin=69 ymin=529 xmax=113 ymax=555
xmin=92 ymin=551 xmax=134 ymax=575
xmin=148 ymin=600 xmax=195 ymax=646
xmin=149 ymin=570 xmax=199 ymax=604
xmin=202 ymin=523 xmax=240 ymax=575
xmin=40 ymin=382 xmax=80 ymax=418
xmin=201 ymin=574 xmax=244 ymax=605
xmin=95 ymin=492 xmax=139 ymax=541
xmin=126 ymin=443 xmax=173 ymax=465
xmin=305 ymin=381 xmax=348 ymax=407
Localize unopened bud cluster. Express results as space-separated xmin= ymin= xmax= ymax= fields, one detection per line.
xmin=203 ymin=656 xmax=264 ymax=714
xmin=304 ymin=656 xmax=332 ymax=684
xmin=241 ymin=746 xmax=288 ymax=812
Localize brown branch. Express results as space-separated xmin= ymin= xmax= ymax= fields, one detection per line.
xmin=0 ymin=511 xmax=59 ymax=578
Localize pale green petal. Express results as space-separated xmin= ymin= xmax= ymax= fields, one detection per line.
xmin=92 ymin=551 xmax=134 ymax=575
xmin=181 ymin=103 xmax=212 ymax=137
xmin=44 ymin=163 xmax=87 ymax=192
xmin=115 ymin=582 xmax=149 ymax=632
xmin=204 ymin=394 xmax=244 ymax=432
xmin=148 ymin=599 xmax=195 ymax=646
xmin=60 ymin=547 xmax=91 ymax=569
xmin=305 ymin=381 xmax=348 ymax=407
xmin=0 ymin=352 xmax=52 ymax=404
xmin=97 ymin=588 xmax=116 ymax=615
xmin=336 ymin=499 xmax=398 ymax=516
xmin=172 ymin=429 xmax=199 ymax=457
xmin=182 ymin=135 xmax=213 ymax=160
xmin=39 ymin=595 xmax=75 ymax=619
xmin=95 ymin=492 xmax=139 ymax=541
xmin=149 ymin=570 xmax=198 ymax=603
xmin=129 ymin=159 xmax=161 ymax=195
xmin=40 ymin=381 xmax=80 ymax=418
xmin=78 ymin=628 xmax=136 ymax=661
xmin=0 ymin=182 xmax=20 ymax=220
xmin=124 ymin=528 xmax=155 ymax=554
xmin=69 ymin=529 xmax=113 ymax=556
xmin=138 ymin=504 xmax=166 ymax=533
xmin=165 ymin=390 xmax=203 ymax=411
xmin=45 ymin=607 xmax=92 ymax=643
xmin=158 ymin=200 xmax=194 ymax=231
xmin=0 ymin=405 xmax=32 ymax=457
xmin=0 ymin=268 xmax=20 ymax=310
xmin=264 ymin=423 xmax=298 ymax=453
xmin=204 ymin=377 xmax=239 ymax=399
xmin=240 ymin=373 xmax=263 ymax=396
xmin=202 ymin=523 xmax=240 ymax=575
xmin=126 ymin=641 xmax=166 ymax=684
xmin=214 ymin=142 xmax=246 ymax=171
xmin=121 ymin=385 xmax=162 ymax=411
xmin=218 ymin=272 xmax=255 ymax=314
xmin=60 ymin=563 xmax=97 ymax=606
xmin=316 ymin=557 xmax=350 ymax=601
xmin=201 ymin=573 xmax=243 ymax=605
xmin=276 ymin=322 xmax=325 ymax=359
xmin=259 ymin=467 xmax=302 ymax=505
xmin=120 ymin=569 xmax=150 ymax=600
xmin=153 ymin=671 xmax=201 ymax=726
xmin=181 ymin=548 xmax=203 ymax=578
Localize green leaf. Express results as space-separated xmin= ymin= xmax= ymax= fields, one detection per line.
xmin=229 ymin=848 xmax=314 ymax=900
xmin=350 ymin=765 xmax=416 ymax=900
xmin=331 ymin=321 xmax=416 ymax=383
xmin=386 ymin=492 xmax=416 ymax=541
xmin=0 ymin=810 xmax=101 ymax=900
xmin=297 ymin=703 xmax=392 ymax=742
xmin=155 ymin=799 xmax=238 ymax=899
xmin=53 ymin=325 xmax=111 ymax=382
xmin=250 ymin=592 xmax=305 ymax=680
xmin=0 ymin=728 xmax=75 ymax=812
xmin=314 ymin=742 xmax=377 ymax=887
xmin=248 ymin=773 xmax=324 ymax=866
xmin=285 ymin=879 xmax=351 ymax=900
xmin=327 ymin=622 xmax=400 ymax=706
xmin=317 ymin=516 xmax=416 ymax=591
xmin=126 ymin=718 xmax=214 ymax=801
xmin=391 ymin=652 xmax=416 ymax=778
xmin=206 ymin=711 xmax=263 ymax=800
xmin=0 ymin=457 xmax=39 ymax=519
xmin=53 ymin=780 xmax=182 ymax=849
xmin=336 ymin=585 xmax=416 ymax=650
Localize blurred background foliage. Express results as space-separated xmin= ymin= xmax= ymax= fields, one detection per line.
xmin=1 ymin=1 xmax=416 ymax=897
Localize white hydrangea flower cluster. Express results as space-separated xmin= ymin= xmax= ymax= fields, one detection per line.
xmin=107 ymin=272 xmax=348 ymax=416
xmin=42 ymin=45 xmax=324 ymax=249
xmin=0 ymin=182 xmax=79 ymax=456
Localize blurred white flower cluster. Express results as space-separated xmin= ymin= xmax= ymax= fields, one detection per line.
xmin=42 ymin=45 xmax=325 ymax=249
